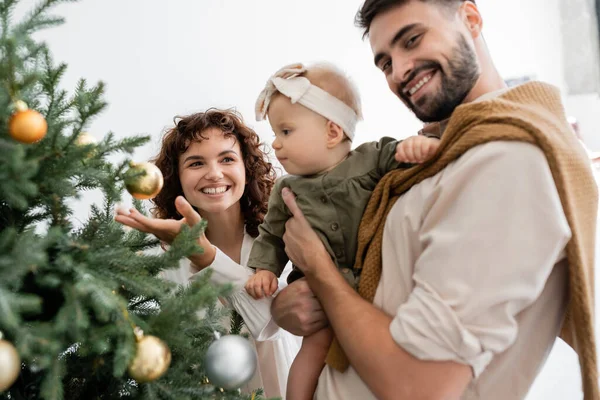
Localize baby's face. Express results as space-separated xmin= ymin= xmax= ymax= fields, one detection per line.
xmin=267 ymin=95 xmax=334 ymax=176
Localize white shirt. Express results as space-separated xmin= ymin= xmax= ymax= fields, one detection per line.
xmin=161 ymin=231 xmax=301 ymax=399
xmin=315 ymin=141 xmax=572 ymax=399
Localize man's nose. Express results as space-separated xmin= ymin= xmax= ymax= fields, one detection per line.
xmin=391 ymin=57 xmax=414 ymax=86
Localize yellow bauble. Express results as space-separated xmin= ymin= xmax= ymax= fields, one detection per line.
xmin=75 ymin=131 xmax=98 ymax=147
xmin=0 ymin=339 xmax=21 ymax=392
xmin=128 ymin=333 xmax=172 ymax=383
xmin=9 ymin=108 xmax=48 ymax=144
xmin=124 ymin=162 xmax=164 ymax=200
xmin=75 ymin=132 xmax=98 ymax=158
xmin=13 ymin=100 xmax=28 ymax=112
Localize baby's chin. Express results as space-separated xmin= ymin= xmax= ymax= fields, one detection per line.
xmin=283 ymin=166 xmax=322 ymax=176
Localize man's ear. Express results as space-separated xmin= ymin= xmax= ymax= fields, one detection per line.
xmin=460 ymin=1 xmax=483 ymax=39
xmin=326 ymin=121 xmax=346 ymax=148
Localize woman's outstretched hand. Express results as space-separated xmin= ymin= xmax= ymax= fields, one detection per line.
xmin=115 ymin=196 xmax=201 ymax=243
xmin=115 ymin=196 xmax=216 ymax=269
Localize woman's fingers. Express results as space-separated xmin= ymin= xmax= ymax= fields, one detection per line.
xmin=175 ymin=196 xmax=202 ymax=226
xmin=127 ymin=208 xmax=153 ymax=225
xmin=114 ymin=214 xmax=148 ymax=232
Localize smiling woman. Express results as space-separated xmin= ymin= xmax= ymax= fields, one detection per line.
xmin=115 ymin=108 xmax=302 ymax=397
xmin=153 ymin=109 xmax=274 ymax=237
xmin=176 ymin=128 xmax=247 ymax=216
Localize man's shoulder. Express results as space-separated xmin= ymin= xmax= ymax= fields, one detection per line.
xmin=447 ymin=141 xmax=550 ymax=180
xmin=461 ymin=139 xmax=544 ymax=157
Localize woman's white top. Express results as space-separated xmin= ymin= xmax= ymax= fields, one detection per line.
xmin=161 ymin=230 xmax=301 ymax=399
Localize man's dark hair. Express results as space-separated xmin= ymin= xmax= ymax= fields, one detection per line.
xmin=355 ymin=0 xmax=476 ymax=37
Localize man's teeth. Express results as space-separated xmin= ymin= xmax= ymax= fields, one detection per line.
xmin=408 ymin=73 xmax=433 ymax=95
xmin=201 ymin=186 xmax=228 ymax=194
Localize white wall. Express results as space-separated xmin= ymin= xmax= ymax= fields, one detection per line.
xmin=566 ymin=94 xmax=600 ymax=150
xmin=21 ymin=0 xmax=592 ymax=398
xmin=478 ymin=0 xmax=566 ymax=91
xmin=27 ymin=0 xmax=567 ymax=156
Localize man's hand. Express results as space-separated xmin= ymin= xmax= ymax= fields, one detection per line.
xmin=281 ymin=187 xmax=329 ymax=275
xmin=396 ymin=135 xmax=440 ymax=163
xmin=271 ymin=279 xmax=328 ymax=336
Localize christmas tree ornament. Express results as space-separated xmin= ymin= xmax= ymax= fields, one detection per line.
xmin=75 ymin=132 xmax=98 ymax=157
xmin=12 ymin=100 xmax=28 ymax=112
xmin=75 ymin=131 xmax=98 ymax=147
xmin=0 ymin=333 xmax=21 ymax=392
xmin=204 ymin=332 xmax=257 ymax=390
xmin=127 ymin=327 xmax=171 ymax=383
xmin=124 ymin=161 xmax=164 ymax=200
xmin=8 ymin=101 xmax=48 ymax=144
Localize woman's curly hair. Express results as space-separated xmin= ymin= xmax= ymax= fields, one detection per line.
xmin=151 ymin=108 xmax=276 ymax=237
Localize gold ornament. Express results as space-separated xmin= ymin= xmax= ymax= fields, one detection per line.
xmin=74 ymin=132 xmax=98 ymax=157
xmin=75 ymin=131 xmax=98 ymax=147
xmin=13 ymin=100 xmax=28 ymax=112
xmin=124 ymin=162 xmax=164 ymax=200
xmin=8 ymin=102 xmax=48 ymax=144
xmin=0 ymin=335 xmax=21 ymax=392
xmin=128 ymin=327 xmax=171 ymax=383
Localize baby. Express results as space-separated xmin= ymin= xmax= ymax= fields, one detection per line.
xmin=245 ymin=62 xmax=439 ymax=400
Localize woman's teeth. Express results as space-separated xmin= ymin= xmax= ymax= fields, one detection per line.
xmin=201 ymin=186 xmax=228 ymax=194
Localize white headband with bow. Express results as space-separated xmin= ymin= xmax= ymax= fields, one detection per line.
xmin=255 ymin=63 xmax=359 ymax=140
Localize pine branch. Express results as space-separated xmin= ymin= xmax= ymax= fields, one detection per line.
xmin=0 ymin=0 xmax=18 ymax=38
xmin=0 ymin=228 xmax=47 ymax=287
xmin=229 ymin=311 xmax=244 ymax=336
xmin=112 ymin=335 xmax=135 ymax=377
xmin=40 ymin=51 xmax=67 ymax=117
xmin=99 ymin=133 xmax=151 ymax=157
xmin=39 ymin=356 xmax=65 ymax=400
xmin=0 ymin=141 xmax=39 ymax=211
xmin=0 ymin=1 xmax=254 ymax=398
xmin=13 ymin=0 xmax=78 ymax=36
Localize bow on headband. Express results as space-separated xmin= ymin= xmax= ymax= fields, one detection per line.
xmin=255 ymin=63 xmax=359 ymax=140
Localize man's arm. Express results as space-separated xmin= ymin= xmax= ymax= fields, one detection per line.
xmin=271 ymin=278 xmax=328 ymax=336
xmin=311 ymin=253 xmax=471 ymax=400
xmin=280 ymin=189 xmax=471 ymax=400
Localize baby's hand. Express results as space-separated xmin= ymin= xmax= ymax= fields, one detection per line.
xmin=245 ymin=269 xmax=279 ymax=299
xmin=395 ymin=135 xmax=440 ymax=163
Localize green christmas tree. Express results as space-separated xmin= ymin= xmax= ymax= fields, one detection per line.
xmin=0 ymin=1 xmax=257 ymax=399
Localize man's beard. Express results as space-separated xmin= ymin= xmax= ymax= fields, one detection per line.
xmin=399 ymin=35 xmax=480 ymax=123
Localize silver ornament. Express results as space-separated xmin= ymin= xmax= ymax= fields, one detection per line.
xmin=204 ymin=333 xmax=257 ymax=390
